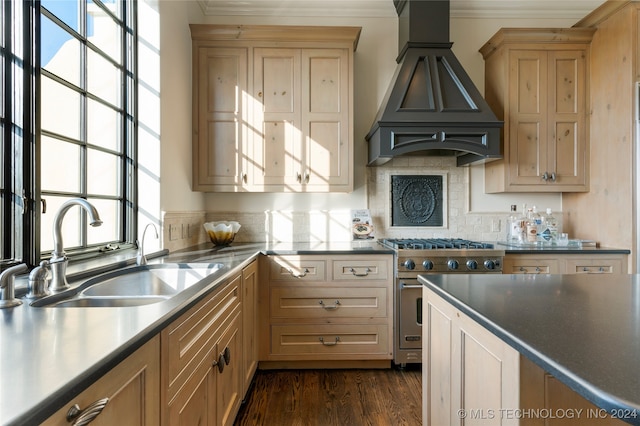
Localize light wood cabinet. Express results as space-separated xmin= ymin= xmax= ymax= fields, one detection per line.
xmin=43 ymin=335 xmax=160 ymax=426
xmin=259 ymin=254 xmax=393 ymax=367
xmin=504 ymin=253 xmax=628 ymax=275
xmin=423 ymin=286 xmax=520 ymax=425
xmin=161 ymin=273 xmax=243 ymax=426
xmin=520 ymin=355 xmax=626 ymax=426
xmin=480 ymin=28 xmax=595 ymax=193
xmin=241 ymin=260 xmax=258 ymax=397
xmin=191 ymin=46 xmax=248 ymax=190
xmin=190 ymin=25 xmax=360 ymax=193
xmin=563 ymin=3 xmax=640 ymax=271
xmin=42 ymin=258 xmax=261 ymax=426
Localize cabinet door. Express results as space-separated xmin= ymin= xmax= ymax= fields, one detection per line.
xmin=241 ymin=260 xmax=259 ymax=396
xmin=508 ymin=50 xmax=549 ymax=187
xmin=423 ymin=287 xmax=520 ymax=426
xmin=166 ymin=345 xmax=217 ymax=426
xmin=43 ymin=335 xmax=160 ymax=426
xmin=193 ymin=47 xmax=248 ymax=191
xmin=253 ymin=48 xmax=302 ymax=188
xmin=301 ymin=48 xmax=351 ymax=191
xmin=547 ymin=50 xmax=587 ymax=188
xmin=217 ymin=311 xmax=243 ymax=426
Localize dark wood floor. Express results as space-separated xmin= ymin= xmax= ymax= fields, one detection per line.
xmin=234 ymin=366 xmax=422 ymax=426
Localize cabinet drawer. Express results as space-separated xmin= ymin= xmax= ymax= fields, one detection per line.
xmin=505 ymin=264 xmax=555 ymax=274
xmin=503 ymin=257 xmax=560 ymax=274
xmin=564 ymin=259 xmax=621 ymax=274
xmin=271 ymin=324 xmax=390 ymax=357
xmin=162 ymin=275 xmax=241 ymax=400
xmin=268 ymin=256 xmax=326 ymax=282
xmin=332 ymin=258 xmax=389 ymax=281
xmin=270 ymin=287 xmax=388 ymax=319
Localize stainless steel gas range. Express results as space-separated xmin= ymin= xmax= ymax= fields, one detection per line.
xmin=379 ymin=238 xmax=505 ymax=365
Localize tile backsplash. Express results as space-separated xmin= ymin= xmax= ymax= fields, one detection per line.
xmin=367 ymin=156 xmax=506 ymax=242
xmin=163 ymin=157 xmax=553 ymax=251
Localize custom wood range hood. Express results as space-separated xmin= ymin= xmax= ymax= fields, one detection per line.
xmin=366 ymin=0 xmax=503 ymax=167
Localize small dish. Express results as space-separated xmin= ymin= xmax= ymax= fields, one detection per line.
xmin=203 ymin=221 xmax=241 ymax=246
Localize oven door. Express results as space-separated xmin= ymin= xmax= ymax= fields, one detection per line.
xmin=398 ymin=278 xmax=423 ymax=350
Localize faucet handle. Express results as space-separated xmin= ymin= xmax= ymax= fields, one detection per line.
xmin=26 ymin=261 xmax=50 ymax=299
xmin=0 ymin=263 xmax=28 ymax=308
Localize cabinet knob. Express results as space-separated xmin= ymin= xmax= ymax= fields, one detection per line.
xmin=217 ymin=353 xmax=225 ymax=373
xmin=542 ymin=171 xmax=549 ymax=181
xmin=66 ymin=398 xmax=109 ymax=426
xmin=223 ymin=346 xmax=231 ymax=365
xmin=258 ymin=91 xmax=262 ymax=98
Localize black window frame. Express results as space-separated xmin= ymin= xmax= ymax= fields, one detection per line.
xmin=0 ymin=0 xmax=138 ymax=270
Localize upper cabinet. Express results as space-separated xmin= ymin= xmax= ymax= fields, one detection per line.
xmin=190 ymin=25 xmax=360 ymax=193
xmin=480 ymin=28 xmax=595 ymax=193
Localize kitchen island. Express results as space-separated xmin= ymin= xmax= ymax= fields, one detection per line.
xmin=419 ymin=273 xmax=640 ymax=425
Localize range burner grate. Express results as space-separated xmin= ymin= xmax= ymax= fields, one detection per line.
xmin=381 ymin=238 xmax=494 ymax=250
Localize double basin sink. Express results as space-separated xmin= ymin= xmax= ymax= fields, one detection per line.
xmin=31 ymin=262 xmax=227 ymax=308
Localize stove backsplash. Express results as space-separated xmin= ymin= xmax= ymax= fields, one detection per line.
xmin=368 ymin=156 xmax=508 ymax=241
xmin=162 ymin=157 xmax=561 ymax=251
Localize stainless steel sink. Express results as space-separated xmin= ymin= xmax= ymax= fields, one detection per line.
xmin=31 ymin=263 xmax=227 ymax=308
xmin=49 ymin=297 xmax=170 ymax=308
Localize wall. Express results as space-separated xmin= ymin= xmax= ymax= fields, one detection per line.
xmin=158 ymin=1 xmax=594 ymax=247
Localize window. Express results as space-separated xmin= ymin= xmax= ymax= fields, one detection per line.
xmin=0 ymin=0 xmax=137 ymax=268
xmin=0 ymin=0 xmax=31 ymax=266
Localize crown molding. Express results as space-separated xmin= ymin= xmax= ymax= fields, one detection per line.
xmin=197 ymin=0 xmax=606 ymax=19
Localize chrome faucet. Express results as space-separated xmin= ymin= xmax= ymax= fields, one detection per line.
xmin=136 ymin=223 xmax=158 ymax=266
xmin=49 ymin=198 xmax=103 ymax=292
xmin=0 ymin=263 xmax=28 ymax=308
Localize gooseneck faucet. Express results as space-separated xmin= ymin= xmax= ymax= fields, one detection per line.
xmin=136 ymin=223 xmax=158 ymax=266
xmin=49 ymin=198 xmax=103 ymax=292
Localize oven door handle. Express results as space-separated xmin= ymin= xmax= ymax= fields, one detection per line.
xmin=400 ymin=284 xmax=424 ymax=290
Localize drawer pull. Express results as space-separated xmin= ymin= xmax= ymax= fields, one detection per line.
xmin=288 ymin=268 xmax=309 ymax=278
xmin=349 ymin=267 xmax=371 ymax=277
xmin=319 ymin=300 xmax=341 ymax=310
xmin=319 ymin=336 xmax=340 ymax=346
xmin=66 ymin=398 xmax=109 ymax=425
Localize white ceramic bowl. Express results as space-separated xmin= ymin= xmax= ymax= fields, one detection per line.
xmin=203 ymin=221 xmax=241 ymax=246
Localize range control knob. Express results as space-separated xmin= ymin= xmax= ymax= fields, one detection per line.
xmin=422 ymin=260 xmax=434 ymax=271
xmin=466 ymin=260 xmax=478 ymax=270
xmin=447 ymin=259 xmax=459 ymax=270
xmin=484 ymin=260 xmax=496 ymax=270
xmin=403 ymin=259 xmax=416 ymax=270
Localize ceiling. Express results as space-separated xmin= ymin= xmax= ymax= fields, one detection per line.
xmin=196 ymin=0 xmax=606 ymax=19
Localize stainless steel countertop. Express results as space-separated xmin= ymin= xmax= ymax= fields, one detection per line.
xmin=0 ymin=241 xmax=392 ymax=426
